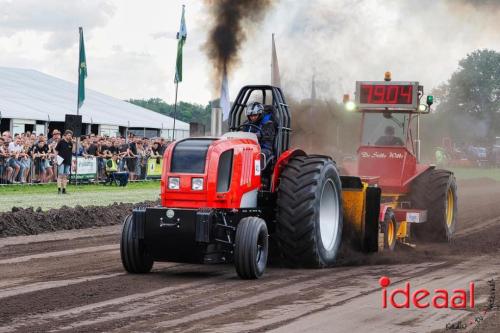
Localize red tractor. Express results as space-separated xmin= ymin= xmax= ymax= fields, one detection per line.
xmin=121 ymin=85 xmax=380 ymax=279
xmin=342 ymin=74 xmax=458 ymax=249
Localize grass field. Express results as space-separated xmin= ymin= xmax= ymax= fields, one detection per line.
xmin=0 ymin=181 xmax=160 ymax=212
xmin=448 ymin=167 xmax=500 ymax=181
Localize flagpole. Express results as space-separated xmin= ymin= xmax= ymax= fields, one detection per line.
xmin=172 ymin=81 xmax=179 ymax=140
xmin=172 ymin=4 xmax=186 ymax=141
xmin=77 ymin=27 xmax=83 ymax=117
xmin=74 ymin=28 xmax=82 ymax=186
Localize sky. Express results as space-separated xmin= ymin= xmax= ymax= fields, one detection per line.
xmin=1 ymin=0 xmax=499 ymax=106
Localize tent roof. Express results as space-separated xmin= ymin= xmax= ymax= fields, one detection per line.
xmin=0 ymin=67 xmax=189 ymax=130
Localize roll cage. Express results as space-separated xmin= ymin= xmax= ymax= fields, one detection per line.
xmin=228 ymin=85 xmax=291 ymax=158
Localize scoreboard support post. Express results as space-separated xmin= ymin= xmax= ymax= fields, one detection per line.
xmin=416 ymin=113 xmax=421 ymax=162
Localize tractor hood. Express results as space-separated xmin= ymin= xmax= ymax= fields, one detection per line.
xmin=161 ymin=135 xmax=262 ymax=209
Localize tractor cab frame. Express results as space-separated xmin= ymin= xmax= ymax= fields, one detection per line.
xmin=229 ymin=85 xmax=292 ymax=169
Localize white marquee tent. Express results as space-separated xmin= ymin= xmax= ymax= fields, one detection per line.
xmin=0 ymin=67 xmax=189 ymax=138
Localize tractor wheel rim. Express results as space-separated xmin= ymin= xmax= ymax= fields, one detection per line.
xmin=319 ymin=179 xmax=340 ymax=252
xmin=256 ymin=244 xmax=263 ymax=262
xmin=387 ymin=221 xmax=394 ymax=246
xmin=446 ymin=188 xmax=454 ymax=228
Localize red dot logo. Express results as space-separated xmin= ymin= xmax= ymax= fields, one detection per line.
xmin=379 ymin=276 xmax=391 ymax=288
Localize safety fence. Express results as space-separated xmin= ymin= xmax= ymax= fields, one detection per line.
xmin=0 ymin=156 xmax=164 ymax=185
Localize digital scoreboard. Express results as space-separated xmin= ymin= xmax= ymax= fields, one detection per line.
xmin=355 ymin=81 xmax=419 ymax=111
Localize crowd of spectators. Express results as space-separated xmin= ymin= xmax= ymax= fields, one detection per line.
xmin=0 ymin=129 xmax=170 ymax=184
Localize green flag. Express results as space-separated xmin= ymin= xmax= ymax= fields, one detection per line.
xmin=174 ymin=5 xmax=187 ymax=83
xmin=78 ymin=27 xmax=87 ymax=109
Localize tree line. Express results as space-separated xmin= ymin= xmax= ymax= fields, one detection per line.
xmin=429 ymin=49 xmax=500 ymax=144
xmin=128 ymin=98 xmax=211 ymax=130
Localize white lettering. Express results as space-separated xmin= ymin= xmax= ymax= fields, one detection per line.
xmin=360 ymin=151 xmax=405 ymax=159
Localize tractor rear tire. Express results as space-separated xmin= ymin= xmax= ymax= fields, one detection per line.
xmin=234 ymin=217 xmax=269 ymax=279
xmin=410 ymin=169 xmax=458 ymax=242
xmin=276 ymin=155 xmax=343 ymax=268
xmin=121 ymin=214 xmax=154 ymax=273
xmin=383 ymin=209 xmax=397 ymax=251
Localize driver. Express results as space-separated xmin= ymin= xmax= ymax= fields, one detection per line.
xmin=375 ymin=125 xmax=404 ymax=146
xmin=243 ymin=102 xmax=276 ymax=165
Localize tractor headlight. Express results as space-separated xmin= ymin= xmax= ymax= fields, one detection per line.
xmin=168 ymin=177 xmax=180 ymax=190
xmin=192 ymin=178 xmax=204 ymax=191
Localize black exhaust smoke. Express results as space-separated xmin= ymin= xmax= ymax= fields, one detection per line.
xmin=204 ymin=0 xmax=276 ymax=84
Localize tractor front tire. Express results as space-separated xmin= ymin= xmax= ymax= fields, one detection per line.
xmin=276 ymin=155 xmax=343 ymax=268
xmin=411 ymin=169 xmax=458 ymax=242
xmin=234 ymin=217 xmax=269 ymax=279
xmin=121 ymin=214 xmax=154 ymax=273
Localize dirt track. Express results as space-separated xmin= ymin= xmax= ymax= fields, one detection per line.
xmin=0 ymin=179 xmax=499 ymax=333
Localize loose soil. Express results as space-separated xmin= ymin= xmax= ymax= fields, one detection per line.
xmin=0 ymin=200 xmax=158 ymax=238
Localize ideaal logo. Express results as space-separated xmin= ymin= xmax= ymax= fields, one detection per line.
xmin=379 ymin=276 xmax=475 ymax=309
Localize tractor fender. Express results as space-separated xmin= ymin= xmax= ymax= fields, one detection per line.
xmin=270 ymin=149 xmax=306 ymax=192
xmin=402 ymin=164 xmax=435 ymax=188
xmin=379 ymin=204 xmax=393 ymax=223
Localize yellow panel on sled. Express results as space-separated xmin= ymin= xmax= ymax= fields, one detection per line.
xmin=340 ymin=177 xmax=381 ymax=253
xmin=342 ymin=184 xmax=367 ymax=236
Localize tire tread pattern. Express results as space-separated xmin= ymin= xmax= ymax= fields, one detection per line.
xmin=120 ymin=214 xmax=153 ymax=273
xmin=276 ymin=155 xmax=342 ymax=268
xmin=410 ymin=169 xmax=458 ymax=241
xmin=234 ymin=217 xmax=268 ymax=279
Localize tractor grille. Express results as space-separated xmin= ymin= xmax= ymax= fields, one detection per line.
xmin=171 ymin=139 xmax=215 ymax=174
xmin=241 ymin=148 xmax=253 ymax=186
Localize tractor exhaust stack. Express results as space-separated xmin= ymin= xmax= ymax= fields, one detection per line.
xmin=211 ymin=106 xmax=223 ymax=137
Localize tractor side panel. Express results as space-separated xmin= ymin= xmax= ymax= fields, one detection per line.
xmin=356 ymin=146 xmax=417 ymax=193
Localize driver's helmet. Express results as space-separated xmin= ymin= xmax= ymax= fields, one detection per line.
xmin=245 ymin=102 xmax=264 ymax=121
